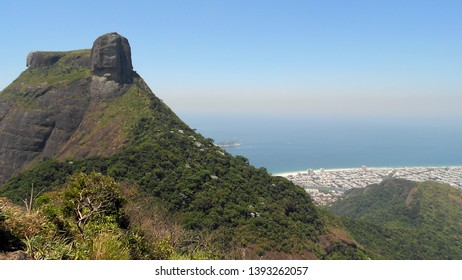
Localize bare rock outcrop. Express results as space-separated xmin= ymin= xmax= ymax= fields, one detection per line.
xmin=91 ymin=32 xmax=133 ymax=84
xmin=26 ymin=51 xmax=64 ymax=68
xmin=27 ymin=51 xmax=91 ymax=68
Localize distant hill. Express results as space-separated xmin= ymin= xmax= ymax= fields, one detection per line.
xmin=329 ymin=178 xmax=462 ymax=259
xmin=0 ymin=33 xmax=367 ymax=259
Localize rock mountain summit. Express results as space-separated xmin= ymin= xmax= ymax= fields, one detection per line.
xmin=26 ymin=32 xmax=133 ymax=84
xmin=0 ymin=33 xmax=139 ymax=184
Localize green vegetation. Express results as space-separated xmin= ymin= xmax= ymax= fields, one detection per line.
xmin=94 ymin=84 xmax=152 ymax=133
xmin=60 ymin=82 xmax=154 ymax=157
xmin=0 ymin=89 xmax=367 ymax=259
xmin=0 ymin=49 xmax=91 ymax=109
xmin=16 ymin=50 xmax=91 ymax=88
xmin=3 ymin=171 xmax=364 ymax=260
xmin=1 ymin=172 xmax=192 ymax=259
xmin=0 ymin=47 xmax=368 ymax=259
xmin=330 ymin=179 xmax=462 ymax=259
xmin=1 ymin=173 xmax=129 ymax=259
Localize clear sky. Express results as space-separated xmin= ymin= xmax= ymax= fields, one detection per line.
xmin=1 ymin=0 xmax=461 ymax=119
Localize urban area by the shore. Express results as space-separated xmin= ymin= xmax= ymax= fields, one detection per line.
xmin=275 ymin=166 xmax=462 ymax=206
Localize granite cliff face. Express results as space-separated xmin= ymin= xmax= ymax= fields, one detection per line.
xmin=0 ymin=33 xmax=137 ymax=185
xmin=91 ymin=32 xmax=133 ymax=84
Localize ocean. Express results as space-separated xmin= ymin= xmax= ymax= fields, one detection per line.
xmin=179 ymin=112 xmax=462 ymax=174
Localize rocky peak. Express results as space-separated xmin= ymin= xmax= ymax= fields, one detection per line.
xmin=91 ymin=32 xmax=133 ymax=84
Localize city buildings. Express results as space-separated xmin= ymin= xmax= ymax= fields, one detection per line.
xmin=279 ymin=166 xmax=462 ymax=205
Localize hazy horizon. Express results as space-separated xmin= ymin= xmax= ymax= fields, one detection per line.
xmin=1 ymin=0 xmax=461 ymax=120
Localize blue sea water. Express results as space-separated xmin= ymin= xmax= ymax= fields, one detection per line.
xmin=179 ymin=113 xmax=462 ymax=174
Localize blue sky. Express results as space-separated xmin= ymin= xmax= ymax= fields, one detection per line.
xmin=1 ymin=0 xmax=461 ymax=119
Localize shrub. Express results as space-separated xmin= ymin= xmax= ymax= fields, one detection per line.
xmin=61 ymin=172 xmax=125 ymax=235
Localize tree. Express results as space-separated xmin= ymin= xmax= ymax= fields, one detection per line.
xmin=62 ymin=172 xmax=124 ymax=235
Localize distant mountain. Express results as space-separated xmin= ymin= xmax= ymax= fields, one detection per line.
xmin=0 ymin=33 xmax=366 ymax=259
xmin=329 ymin=178 xmax=462 ymax=259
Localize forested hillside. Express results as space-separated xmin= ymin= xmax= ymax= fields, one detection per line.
xmin=330 ymin=179 xmax=462 ymax=259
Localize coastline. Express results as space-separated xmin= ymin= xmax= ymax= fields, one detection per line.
xmin=273 ymin=165 xmax=462 ymax=177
